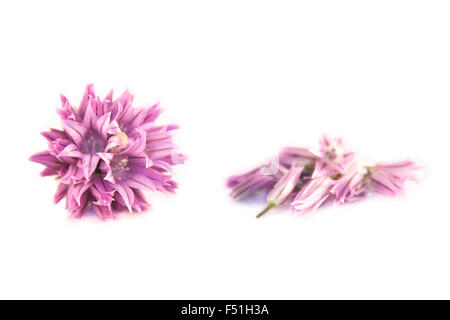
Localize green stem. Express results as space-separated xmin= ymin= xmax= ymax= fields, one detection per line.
xmin=256 ymin=203 xmax=276 ymax=219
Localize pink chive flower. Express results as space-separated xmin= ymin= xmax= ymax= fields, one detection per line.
xmin=368 ymin=160 xmax=420 ymax=196
xmin=227 ymin=163 xmax=282 ymax=200
xmin=279 ymin=147 xmax=318 ymax=168
xmin=227 ymin=148 xmax=316 ymax=204
xmin=290 ymin=174 xmax=336 ymax=214
xmin=267 ymin=163 xmax=304 ymax=206
xmin=315 ymin=135 xmax=355 ymax=175
xmin=227 ymin=136 xmax=420 ymax=218
xmin=333 ymin=161 xmax=369 ymax=204
xmin=30 ymin=84 xmax=185 ymax=219
xmin=256 ymin=163 xmax=304 ymax=218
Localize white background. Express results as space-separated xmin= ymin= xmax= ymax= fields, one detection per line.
xmin=0 ymin=0 xmax=449 ymax=299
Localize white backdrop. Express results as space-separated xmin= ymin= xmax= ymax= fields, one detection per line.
xmin=0 ymin=0 xmax=449 ymax=299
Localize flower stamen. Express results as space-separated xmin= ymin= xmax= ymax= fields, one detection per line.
xmin=110 ymin=132 xmax=128 ymax=153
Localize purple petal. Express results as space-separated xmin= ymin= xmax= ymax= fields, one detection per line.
xmin=41 ymin=128 xmax=68 ymax=142
xmin=78 ymin=84 xmax=95 ymax=118
xmin=73 ymin=181 xmax=92 ymax=205
xmin=267 ymin=164 xmax=303 ymax=206
xmin=110 ymin=101 xmax=123 ymax=121
xmin=128 ymin=154 xmax=153 ymax=168
xmin=91 ymin=176 xmax=115 ymax=207
xmin=291 ymin=175 xmax=335 ymax=214
xmin=82 ymin=154 xmax=100 ymax=179
xmin=113 ymin=184 xmax=135 ymax=212
xmin=54 ymin=183 xmax=68 ymax=204
xmin=82 ymin=97 xmax=97 ymax=129
xmin=62 ymin=120 xmax=87 ymax=146
xmin=97 ymin=152 xmax=113 ymax=166
xmin=30 ymin=151 xmax=62 ymax=168
xmin=132 ymin=189 xmax=150 ymax=212
xmin=231 ymin=174 xmax=275 ymax=199
xmin=92 ymin=204 xmax=114 ymax=220
xmin=58 ymin=143 xmax=82 ymax=158
xmin=127 ymin=108 xmax=148 ymax=131
xmin=40 ymin=166 xmax=60 ymax=177
xmin=124 ymin=172 xmax=156 ymax=191
xmin=95 ymin=112 xmax=111 ymax=139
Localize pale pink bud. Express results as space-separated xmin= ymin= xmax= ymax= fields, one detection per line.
xmin=267 ymin=163 xmax=303 ymax=206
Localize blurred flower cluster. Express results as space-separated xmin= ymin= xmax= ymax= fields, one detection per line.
xmin=227 ymin=136 xmax=420 ymax=218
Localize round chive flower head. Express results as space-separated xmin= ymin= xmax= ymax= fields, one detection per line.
xmin=30 ymin=84 xmax=186 ymax=219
